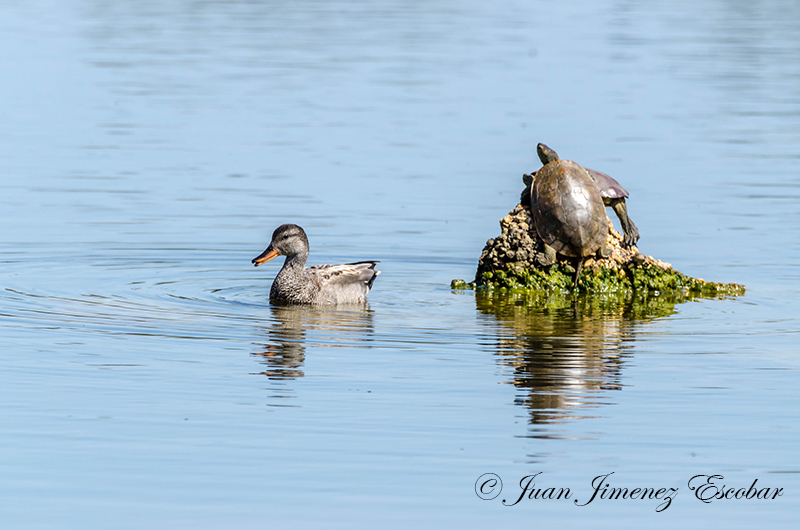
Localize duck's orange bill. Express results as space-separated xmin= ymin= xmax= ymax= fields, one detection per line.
xmin=252 ymin=247 xmax=280 ymax=267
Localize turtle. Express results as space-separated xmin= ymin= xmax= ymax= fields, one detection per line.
xmin=521 ymin=151 xmax=640 ymax=249
xmin=528 ymin=143 xmax=609 ymax=285
xmin=583 ymin=168 xmax=639 ymax=248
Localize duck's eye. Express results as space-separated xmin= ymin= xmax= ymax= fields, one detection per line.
xmin=283 ymin=234 xmax=289 ymax=239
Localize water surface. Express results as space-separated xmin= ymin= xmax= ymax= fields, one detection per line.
xmin=1 ymin=1 xmax=798 ymax=528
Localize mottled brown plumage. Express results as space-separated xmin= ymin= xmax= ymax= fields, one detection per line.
xmin=252 ymin=224 xmax=379 ymax=305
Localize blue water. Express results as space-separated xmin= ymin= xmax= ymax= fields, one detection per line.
xmin=1 ymin=1 xmax=798 ymax=528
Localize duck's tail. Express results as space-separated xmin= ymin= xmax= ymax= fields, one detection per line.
xmin=348 ymin=261 xmax=381 ymax=290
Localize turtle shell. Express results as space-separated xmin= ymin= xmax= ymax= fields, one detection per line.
xmin=531 ymin=160 xmax=608 ymax=257
xmin=585 ymin=168 xmax=629 ymax=199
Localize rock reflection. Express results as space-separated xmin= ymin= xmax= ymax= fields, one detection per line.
xmin=476 ymin=290 xmax=727 ymax=437
xmin=252 ymin=304 xmax=374 ymax=383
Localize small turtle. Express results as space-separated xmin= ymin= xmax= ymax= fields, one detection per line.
xmin=529 ymin=143 xmax=609 ymax=285
xmin=584 ymin=168 xmax=640 ymax=248
xmin=521 ymin=151 xmax=640 ymax=249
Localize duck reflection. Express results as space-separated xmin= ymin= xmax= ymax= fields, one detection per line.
xmin=252 ymin=304 xmax=375 ymax=383
xmin=476 ymin=289 xmax=712 ymax=436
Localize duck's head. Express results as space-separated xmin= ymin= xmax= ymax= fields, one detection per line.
xmin=252 ymin=223 xmax=309 ymax=266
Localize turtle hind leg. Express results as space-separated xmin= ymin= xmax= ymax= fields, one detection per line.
xmin=572 ymin=257 xmax=584 ymax=287
xmin=609 ymin=198 xmax=640 ymax=249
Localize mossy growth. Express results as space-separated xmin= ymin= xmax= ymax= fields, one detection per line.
xmin=451 ymin=263 xmax=745 ymax=297
xmin=472 ymin=287 xmax=732 ymax=321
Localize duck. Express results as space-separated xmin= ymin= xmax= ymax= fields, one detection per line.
xmin=252 ymin=223 xmax=380 ymax=305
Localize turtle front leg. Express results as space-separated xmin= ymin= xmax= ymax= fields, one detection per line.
xmin=520 ymin=173 xmax=534 ymax=208
xmin=608 ymin=197 xmax=640 ymax=249
xmin=536 ymin=243 xmax=557 ymax=267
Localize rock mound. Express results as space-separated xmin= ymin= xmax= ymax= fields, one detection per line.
xmin=452 ymin=204 xmax=744 ymax=296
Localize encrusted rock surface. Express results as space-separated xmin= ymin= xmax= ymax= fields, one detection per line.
xmin=451 ymin=203 xmax=745 ymax=296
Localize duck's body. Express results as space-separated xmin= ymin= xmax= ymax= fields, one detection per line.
xmin=269 ymin=260 xmax=380 ymax=304
xmin=252 ymin=224 xmax=379 ymax=305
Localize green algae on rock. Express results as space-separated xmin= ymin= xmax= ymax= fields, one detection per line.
xmin=451 ymin=204 xmax=745 ymax=296
xmin=473 ymin=285 xmax=737 ymax=319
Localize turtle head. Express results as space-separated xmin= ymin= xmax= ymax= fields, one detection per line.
xmin=522 ymin=173 xmax=533 ymax=187
xmin=537 ymin=143 xmax=559 ymax=165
